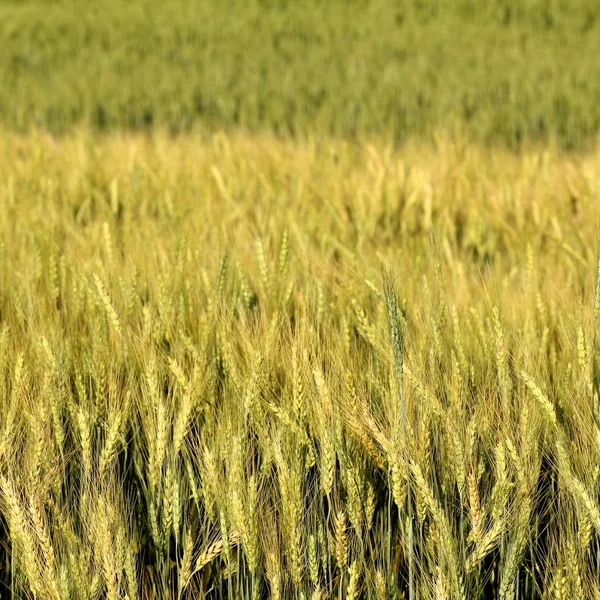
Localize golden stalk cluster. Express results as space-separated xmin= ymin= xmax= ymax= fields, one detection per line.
xmin=0 ymin=130 xmax=599 ymax=598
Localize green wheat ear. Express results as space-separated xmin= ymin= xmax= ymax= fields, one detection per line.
xmin=384 ymin=270 xmax=416 ymax=600
xmin=383 ymin=271 xmax=405 ymax=433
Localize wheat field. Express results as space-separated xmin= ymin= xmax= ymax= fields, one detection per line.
xmin=3 ymin=0 xmax=600 ymax=148
xmin=0 ymin=130 xmax=600 ymax=599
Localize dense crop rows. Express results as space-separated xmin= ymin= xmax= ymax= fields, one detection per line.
xmin=0 ymin=131 xmax=599 ymax=598
xmin=1 ymin=0 xmax=600 ymax=147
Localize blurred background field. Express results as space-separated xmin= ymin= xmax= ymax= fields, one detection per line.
xmin=1 ymin=0 xmax=600 ymax=148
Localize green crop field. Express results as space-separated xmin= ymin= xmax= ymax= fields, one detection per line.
xmin=1 ymin=0 xmax=600 ymax=147
xmin=1 ymin=2 xmax=600 ymax=599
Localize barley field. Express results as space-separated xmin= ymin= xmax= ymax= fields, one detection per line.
xmin=0 ymin=130 xmax=599 ymax=599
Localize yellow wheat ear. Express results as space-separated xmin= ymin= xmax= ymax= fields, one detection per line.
xmin=384 ymin=272 xmax=405 ymax=436
xmin=94 ymin=273 xmax=127 ymax=359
